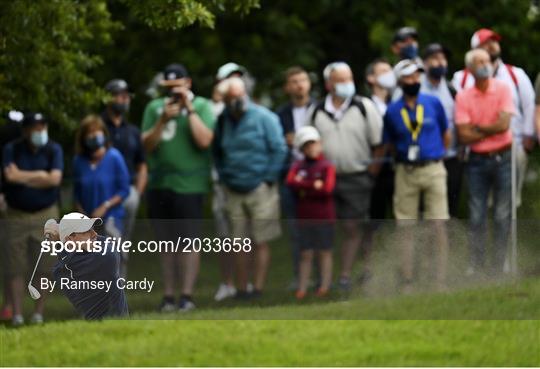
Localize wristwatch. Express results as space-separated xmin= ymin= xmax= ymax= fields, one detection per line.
xmin=187 ymin=109 xmax=196 ymax=116
xmin=104 ymin=200 xmax=112 ymax=209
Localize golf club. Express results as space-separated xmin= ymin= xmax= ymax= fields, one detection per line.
xmin=28 ymin=218 xmax=58 ymax=300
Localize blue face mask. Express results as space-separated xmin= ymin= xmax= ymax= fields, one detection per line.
xmin=30 ymin=130 xmax=48 ymax=147
xmin=334 ymin=82 xmax=356 ymax=99
xmin=399 ymin=44 xmax=418 ymax=60
xmin=474 ymin=65 xmax=493 ymax=80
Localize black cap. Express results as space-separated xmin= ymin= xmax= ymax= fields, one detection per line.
xmin=422 ymin=43 xmax=450 ymax=60
xmin=163 ymin=63 xmax=189 ymax=81
xmin=22 ymin=112 xmax=47 ymax=127
xmin=105 ymin=79 xmax=129 ymax=94
xmin=393 ymin=27 xmax=418 ymax=43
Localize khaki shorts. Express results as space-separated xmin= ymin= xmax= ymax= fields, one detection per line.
xmin=394 ymin=162 xmax=449 ymax=221
xmin=4 ymin=205 xmax=59 ymax=277
xmin=224 ymin=183 xmax=281 ymax=244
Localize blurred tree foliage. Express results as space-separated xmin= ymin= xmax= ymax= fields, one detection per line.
xmin=1 ymin=0 xmax=539 ymax=140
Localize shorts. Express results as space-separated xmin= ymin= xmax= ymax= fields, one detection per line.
xmin=334 ymin=172 xmax=374 ymax=220
xmin=147 ymin=189 xmax=205 ymax=243
xmin=298 ymin=222 xmax=335 ymax=251
xmin=4 ymin=204 xmax=59 ymax=277
xmin=224 ymin=182 xmax=281 ymax=244
xmin=394 ymin=162 xmax=449 ymax=220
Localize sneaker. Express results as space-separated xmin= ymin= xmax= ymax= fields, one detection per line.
xmin=214 ymin=283 xmax=236 ymax=302
xmin=12 ymin=314 xmax=24 ymax=327
xmin=30 ymin=313 xmax=44 ymax=324
xmin=158 ymin=296 xmax=177 ymax=313
xmin=315 ymin=287 xmax=329 ymax=297
xmin=178 ymin=297 xmax=196 ymax=312
xmin=0 ymin=307 xmax=13 ymax=321
xmin=295 ymin=290 xmax=306 ymax=300
xmin=246 ymin=282 xmax=254 ymax=293
xmin=234 ymin=290 xmax=252 ymax=300
xmin=337 ymin=277 xmax=352 ymax=292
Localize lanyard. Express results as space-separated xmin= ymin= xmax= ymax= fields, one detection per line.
xmin=400 ymin=104 xmax=424 ymax=142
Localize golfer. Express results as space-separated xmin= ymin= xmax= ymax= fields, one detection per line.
xmin=44 ymin=212 xmax=129 ymax=320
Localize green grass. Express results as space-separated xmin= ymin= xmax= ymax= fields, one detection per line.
xmin=2 ymin=278 xmax=540 ymax=366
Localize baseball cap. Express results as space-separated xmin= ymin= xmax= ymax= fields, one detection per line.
xmin=59 ymin=212 xmax=103 ymax=242
xmin=470 ymin=28 xmax=501 ymax=48
xmin=105 ymin=79 xmax=129 ymax=94
xmin=392 ymin=27 xmax=418 ymax=43
xmin=393 ymin=59 xmax=424 ymax=80
xmin=22 ymin=112 xmax=47 ymax=128
xmin=216 ymin=62 xmax=247 ymax=81
xmin=294 ymin=126 xmax=321 ymax=149
xmin=422 ymin=43 xmax=450 ymax=60
xmin=160 ymin=64 xmax=189 ymax=85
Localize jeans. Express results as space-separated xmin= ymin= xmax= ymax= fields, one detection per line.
xmin=466 ymin=150 xmax=511 ymax=272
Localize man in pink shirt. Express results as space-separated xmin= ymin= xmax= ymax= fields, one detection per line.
xmin=455 ymin=48 xmax=515 ymax=275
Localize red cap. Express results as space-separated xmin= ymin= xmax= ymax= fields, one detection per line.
xmin=470 ymin=28 xmax=501 ymax=48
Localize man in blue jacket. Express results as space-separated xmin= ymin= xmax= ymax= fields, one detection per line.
xmin=213 ymin=77 xmax=287 ymax=298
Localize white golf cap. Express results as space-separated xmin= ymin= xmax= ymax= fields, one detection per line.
xmin=294 ymin=126 xmax=321 ymax=149
xmin=216 ymin=62 xmax=246 ymax=81
xmin=393 ymin=59 xmax=424 ymax=80
xmin=59 ymin=212 xmax=102 ymax=242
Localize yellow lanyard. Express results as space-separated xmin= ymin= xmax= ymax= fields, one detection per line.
xmin=400 ymin=104 xmax=424 ymax=142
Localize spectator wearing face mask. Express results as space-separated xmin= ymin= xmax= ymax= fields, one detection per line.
xmin=142 ymin=63 xmax=215 ymax=312
xmin=213 ymin=77 xmax=287 ymax=298
xmin=365 ymin=58 xmax=396 ymax=116
xmin=2 ymin=112 xmax=63 ymax=326
xmin=452 ymin=29 xmax=535 ymax=207
xmin=383 ymin=59 xmax=450 ymax=292
xmin=455 ymin=49 xmax=515 ymax=275
xmin=101 ymin=79 xmax=147 ymax=277
xmin=309 ymin=62 xmax=384 ymax=291
xmin=73 ymin=115 xmax=130 ymax=238
xmin=421 ymin=43 xmax=463 ymax=218
xmin=391 ymin=27 xmax=421 ymax=63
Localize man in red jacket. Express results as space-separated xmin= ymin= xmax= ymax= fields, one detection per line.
xmin=286 ymin=126 xmax=336 ymax=299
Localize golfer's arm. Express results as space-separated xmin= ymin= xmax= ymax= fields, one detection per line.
xmin=142 ymin=117 xmax=167 ymax=153
xmin=443 ymin=129 xmax=451 ymax=149
xmin=535 ymin=105 xmax=540 ymax=141
xmin=104 ymin=194 xmax=123 ymax=208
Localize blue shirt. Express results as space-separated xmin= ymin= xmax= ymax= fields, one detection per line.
xmin=53 ymin=235 xmax=129 ymax=320
xmin=102 ymin=112 xmax=145 ymax=184
xmin=383 ymin=94 xmax=448 ymax=162
xmin=213 ymin=102 xmax=287 ymax=193
xmin=2 ymin=139 xmax=63 ymax=212
xmin=73 ymin=148 xmax=130 ymax=226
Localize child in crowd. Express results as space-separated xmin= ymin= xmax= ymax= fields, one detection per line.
xmin=286 ymin=126 xmax=336 ymax=299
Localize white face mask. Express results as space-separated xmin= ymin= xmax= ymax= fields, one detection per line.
xmin=376 ymin=71 xmax=396 ymax=90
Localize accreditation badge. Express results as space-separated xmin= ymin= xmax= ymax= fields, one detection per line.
xmin=407 ymin=144 xmax=420 ymax=162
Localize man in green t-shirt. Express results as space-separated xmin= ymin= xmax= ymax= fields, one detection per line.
xmin=142 ymin=63 xmax=215 ymax=312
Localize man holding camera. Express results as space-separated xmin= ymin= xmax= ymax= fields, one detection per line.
xmin=142 ymin=63 xmax=215 ymax=312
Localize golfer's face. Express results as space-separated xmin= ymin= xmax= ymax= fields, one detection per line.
xmin=68 ymin=229 xmax=97 ymax=243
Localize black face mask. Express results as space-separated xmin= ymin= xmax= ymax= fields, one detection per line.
xmin=401 ymin=82 xmax=421 ymax=97
xmin=110 ymin=102 xmax=129 ymax=116
xmin=84 ymin=134 xmax=105 ymax=155
xmin=427 ymin=66 xmax=447 ymax=81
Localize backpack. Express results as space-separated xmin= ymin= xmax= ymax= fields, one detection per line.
xmin=309 ymin=95 xmax=367 ymax=124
